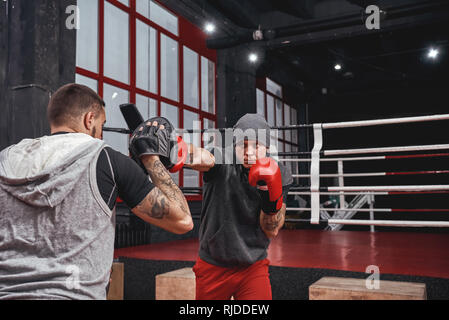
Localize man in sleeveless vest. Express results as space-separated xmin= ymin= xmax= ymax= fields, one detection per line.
xmin=0 ymin=84 xmax=197 ymax=300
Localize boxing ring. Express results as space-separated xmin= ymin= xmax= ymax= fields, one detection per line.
xmin=110 ymin=113 xmax=449 ymax=299
xmin=274 ymin=113 xmax=449 ymax=230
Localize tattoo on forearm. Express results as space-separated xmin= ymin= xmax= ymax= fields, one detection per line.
xmin=151 ymin=160 xmax=167 ymax=180
xmin=146 ymin=159 xmax=190 ymax=215
xmin=136 ymin=188 xmax=170 ymax=220
xmin=150 ymin=191 xmax=168 ymax=219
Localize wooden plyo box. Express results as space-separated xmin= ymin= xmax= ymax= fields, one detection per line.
xmin=107 ymin=262 xmax=124 ymax=300
xmin=309 ymin=277 xmax=427 ymax=300
xmin=156 ymin=268 xmax=196 ymax=300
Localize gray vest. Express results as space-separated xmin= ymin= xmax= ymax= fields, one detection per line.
xmin=0 ymin=134 xmax=116 ymax=300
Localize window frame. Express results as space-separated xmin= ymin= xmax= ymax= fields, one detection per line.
xmin=76 ymin=0 xmax=217 ymax=201
xmin=256 ymin=77 xmax=299 ymax=153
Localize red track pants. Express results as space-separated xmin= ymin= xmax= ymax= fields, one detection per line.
xmin=193 ymin=258 xmax=272 ymax=300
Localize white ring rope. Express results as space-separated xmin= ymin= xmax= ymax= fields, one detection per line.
xmin=327 ymin=220 xmax=449 ymax=227
xmin=324 ymin=144 xmax=449 ymax=157
xmin=322 ymin=113 xmax=449 ymax=129
xmin=286 ymin=208 xmax=449 ymax=213
xmin=293 ymin=170 xmax=449 ymax=178
xmin=327 ymin=185 xmax=449 ymax=192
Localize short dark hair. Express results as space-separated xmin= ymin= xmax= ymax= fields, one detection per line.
xmin=47 ymin=83 xmax=106 ymax=127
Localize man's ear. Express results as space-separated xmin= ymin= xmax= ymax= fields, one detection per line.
xmin=84 ymin=112 xmax=96 ymax=130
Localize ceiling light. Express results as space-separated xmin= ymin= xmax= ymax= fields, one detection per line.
xmin=427 ymin=48 xmax=439 ymax=59
xmin=249 ymin=53 xmax=258 ymax=63
xmin=204 ymin=23 xmax=216 ymax=34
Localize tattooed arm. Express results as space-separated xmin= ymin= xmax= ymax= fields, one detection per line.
xmin=259 ymin=203 xmax=286 ymax=239
xmin=131 ymin=155 xmax=193 ymax=235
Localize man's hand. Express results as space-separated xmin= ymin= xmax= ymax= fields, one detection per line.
xmin=129 ymin=118 xmax=187 ymax=173
xmin=260 ymin=204 xmax=286 ymax=239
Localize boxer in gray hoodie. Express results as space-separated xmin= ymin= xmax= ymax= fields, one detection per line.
xmin=192 ymin=114 xmax=293 ymax=300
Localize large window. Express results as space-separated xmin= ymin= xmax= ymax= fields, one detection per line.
xmin=76 ymin=0 xmax=217 ymax=196
xmin=256 ymin=78 xmax=299 ymax=176
xmin=256 ymin=78 xmax=299 ymax=153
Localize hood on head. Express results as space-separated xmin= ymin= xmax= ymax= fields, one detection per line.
xmin=233 ymin=114 xmax=271 ymax=147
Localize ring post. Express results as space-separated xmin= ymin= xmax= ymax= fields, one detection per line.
xmin=368 ymin=194 xmax=375 ymax=233
xmin=311 ymin=124 xmax=323 ymax=225
xmin=338 ymin=160 xmax=345 ymax=211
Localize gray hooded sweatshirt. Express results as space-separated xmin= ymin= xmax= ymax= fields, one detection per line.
xmin=198 ymin=114 xmax=293 ymax=268
xmin=0 ymin=133 xmax=115 ymax=300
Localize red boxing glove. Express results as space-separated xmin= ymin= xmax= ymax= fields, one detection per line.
xmin=169 ymin=136 xmax=188 ymax=173
xmin=248 ymin=158 xmax=283 ymax=215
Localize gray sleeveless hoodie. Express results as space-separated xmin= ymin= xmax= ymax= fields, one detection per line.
xmin=0 ymin=133 xmax=115 ymax=300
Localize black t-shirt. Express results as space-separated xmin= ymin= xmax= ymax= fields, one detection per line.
xmin=198 ymin=159 xmax=293 ymax=268
xmin=52 ymin=133 xmax=154 ymax=210
xmin=96 ymin=147 xmax=155 ymax=210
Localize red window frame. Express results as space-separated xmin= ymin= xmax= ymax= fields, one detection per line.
xmin=256 ymin=77 xmax=299 ymax=152
xmin=76 ymin=0 xmax=217 ymax=201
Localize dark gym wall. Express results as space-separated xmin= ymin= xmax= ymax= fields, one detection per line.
xmin=0 ymin=0 xmax=76 ymax=151
xmin=307 ymin=77 xmax=449 ymax=152
xmin=216 ymin=44 xmax=309 ymax=139
xmin=216 ymin=45 xmax=257 ymax=129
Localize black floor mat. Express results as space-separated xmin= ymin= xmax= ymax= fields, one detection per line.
xmin=118 ymin=257 xmax=449 ymax=300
